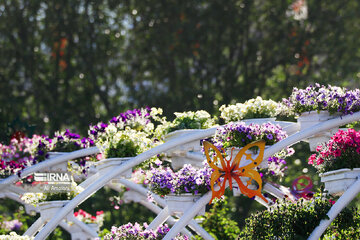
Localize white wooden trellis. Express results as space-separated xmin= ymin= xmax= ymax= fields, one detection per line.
xmin=0 ymin=112 xmax=359 ymax=239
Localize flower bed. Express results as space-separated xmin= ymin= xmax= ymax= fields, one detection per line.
xmin=29 ymin=130 xmax=96 ymax=174
xmin=308 ymin=128 xmax=360 ymax=173
xmin=148 ymin=164 xmax=212 ymax=196
xmin=0 ymin=137 xmax=36 ymax=177
xmin=103 ymin=222 xmax=189 ymax=240
xmin=74 ymin=209 xmax=104 ymax=227
xmin=282 ymin=83 xmax=360 ymax=116
xmin=89 ymin=107 xmax=164 ymax=144
xmin=219 ymin=96 xmax=279 ymax=122
xmin=308 ymin=128 xmax=360 ymax=195
xmin=212 ymin=122 xmax=294 ymax=180
xmin=21 ymin=182 xmax=83 ymax=206
xmin=0 ymin=232 xmax=33 ymax=240
xmin=156 ymin=110 xmax=216 ymax=138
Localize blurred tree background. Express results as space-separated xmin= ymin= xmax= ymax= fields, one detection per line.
xmin=1 ymin=0 xmax=360 ymax=238
xmin=1 ymin=0 xmax=360 ymax=139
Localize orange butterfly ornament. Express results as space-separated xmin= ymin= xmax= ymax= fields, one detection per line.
xmin=203 ymin=140 xmax=268 ymax=204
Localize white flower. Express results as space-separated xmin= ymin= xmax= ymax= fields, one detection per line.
xmin=0 ymin=232 xmax=34 ymax=240
xmin=220 ymin=97 xmax=279 ymax=122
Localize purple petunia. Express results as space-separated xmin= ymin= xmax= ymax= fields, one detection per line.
xmin=103 ymin=222 xmax=188 ymax=240
xmin=149 ymin=163 xmax=212 ymax=196
xmin=282 ymin=84 xmax=360 ymax=116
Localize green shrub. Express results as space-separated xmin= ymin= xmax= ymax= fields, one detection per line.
xmin=238 ymin=195 xmax=360 ymax=239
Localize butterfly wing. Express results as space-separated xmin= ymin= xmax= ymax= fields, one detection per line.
xmin=232 ymin=140 xmax=267 ymax=202
xmin=204 ymin=140 xmax=268 ymax=204
xmin=233 ymin=168 xmax=267 ymax=202
xmin=203 ymin=141 xmax=227 ymax=171
xmin=203 ymin=141 xmax=228 ymax=204
xmin=232 ymin=140 xmax=265 ymax=170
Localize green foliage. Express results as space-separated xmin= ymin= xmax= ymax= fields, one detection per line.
xmin=345 ymin=121 xmax=360 ymax=130
xmin=0 ymin=209 xmax=30 ymax=235
xmin=238 ymin=195 xmax=360 ymax=240
xmin=77 ymin=187 xmax=156 ymax=233
xmin=3 ymin=0 xmax=360 ymax=140
xmin=196 ymin=197 xmax=241 ymax=240
xmin=98 ymin=228 xmax=111 ymax=239
xmin=105 ymin=139 xmax=139 ymax=158
xmin=51 ymin=141 xmax=82 ymax=153
xmin=166 ymin=111 xmax=216 ymax=133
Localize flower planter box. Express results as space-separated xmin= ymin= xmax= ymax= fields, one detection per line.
xmin=226 ymin=146 xmax=270 ymax=169
xmin=164 ymin=129 xmax=205 ymax=156
xmin=320 ymin=168 xmax=360 ymax=196
xmin=95 ymin=158 xmax=132 ymax=180
xmin=170 ymin=156 xmax=204 ymax=170
xmin=70 ymin=231 xmax=94 ymax=240
xmin=44 ymin=152 xmax=69 ymax=172
xmin=297 ymin=111 xmax=339 ymax=151
xmin=87 ymin=223 xmax=100 ymax=233
xmin=242 ymin=118 xmax=276 ymax=125
xmin=37 ymin=200 xmax=71 ymax=221
xmin=165 ymin=194 xmax=205 ymax=216
xmin=70 ymin=226 xmax=97 ymax=240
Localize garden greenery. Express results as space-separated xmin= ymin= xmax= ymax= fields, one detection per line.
xmin=238 ymin=194 xmax=360 ymax=239
xmin=159 ymin=110 xmax=217 ymax=136
xmin=196 ymin=197 xmax=241 ymax=240
xmin=3 ymin=91 xmax=360 ymax=238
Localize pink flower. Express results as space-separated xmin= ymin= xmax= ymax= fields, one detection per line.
xmin=316 ymin=145 xmax=322 ymax=152
xmin=96 ymin=153 xmax=103 ymax=161
xmin=308 ymin=154 xmax=316 ymax=165
xmin=316 ymin=158 xmax=324 ymax=165
xmin=96 ymin=211 xmax=104 ymax=215
xmin=333 ymin=149 xmax=342 ymax=158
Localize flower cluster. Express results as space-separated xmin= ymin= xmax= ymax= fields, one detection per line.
xmin=219 ymin=96 xmax=279 ymax=122
xmin=74 ymin=209 xmax=104 ymax=227
xmin=29 ymin=135 xmax=53 ymax=163
xmin=131 ymin=168 xmax=152 ymax=186
xmin=0 ymin=137 xmax=36 ymax=177
xmin=213 ymin=122 xmax=294 ymax=180
xmin=213 ymin=122 xmax=288 ymax=149
xmin=52 ymin=129 xmax=95 ymax=152
xmin=103 ymin=222 xmax=188 ymax=240
xmin=89 ymin=107 xmax=164 ymax=142
xmin=308 ymin=128 xmax=360 ymax=173
xmin=149 ymin=163 xmax=212 ymax=196
xmin=0 ymin=220 xmax=22 ymax=232
xmin=101 ymin=128 xmax=154 ymax=158
xmin=21 ymin=182 xmax=83 ymax=206
xmin=0 ymin=232 xmax=33 ymax=240
xmin=261 ymin=156 xmax=288 ymax=181
xmin=157 ymin=110 xmax=216 ymax=138
xmin=282 ymin=83 xmax=360 ymax=116
xmin=28 ymin=131 xmax=96 ymax=174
